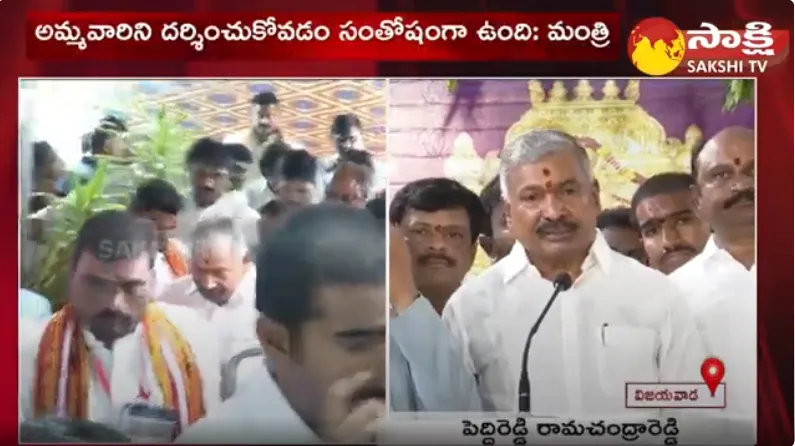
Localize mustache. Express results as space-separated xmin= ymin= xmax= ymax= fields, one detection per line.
xmin=418 ymin=253 xmax=456 ymax=267
xmin=724 ymin=189 xmax=755 ymax=209
xmin=91 ymin=309 xmax=135 ymax=327
xmin=536 ymin=219 xmax=579 ymax=236
xmin=661 ymin=245 xmax=698 ymax=260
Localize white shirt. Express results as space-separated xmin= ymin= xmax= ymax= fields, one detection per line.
xmin=151 ymin=240 xmax=189 ymax=298
xmin=176 ymin=365 xmax=319 ymax=444
xmin=244 ymin=178 xmax=277 ymax=211
xmin=199 ymin=190 xmax=261 ymax=250
xmin=176 ymin=201 xmax=206 ymax=247
xmin=671 ymin=236 xmax=756 ymax=420
xmin=443 ymin=231 xmax=706 ymax=415
xmin=18 ymin=303 xmax=221 ymax=423
xmin=158 ymin=267 xmax=261 ymax=387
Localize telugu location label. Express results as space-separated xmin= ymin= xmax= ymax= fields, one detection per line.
xmin=625 ymin=383 xmax=727 ymax=409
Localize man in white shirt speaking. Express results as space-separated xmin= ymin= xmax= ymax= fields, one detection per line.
xmin=443 ymin=130 xmax=706 ymax=415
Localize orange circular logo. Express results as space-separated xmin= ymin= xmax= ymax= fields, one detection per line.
xmin=627 ymin=18 xmax=686 ymax=76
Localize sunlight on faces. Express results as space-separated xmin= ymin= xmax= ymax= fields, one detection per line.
xmin=635 ymin=190 xmax=710 ymax=274
xmin=69 ymin=244 xmax=154 ymax=346
xmin=257 ymin=283 xmax=386 ymax=430
xmin=402 ymin=209 xmax=476 ymax=291
xmin=503 ymin=148 xmax=600 ymax=261
xmin=191 ymin=235 xmax=248 ymax=305
xmin=694 ymin=131 xmax=755 ymax=231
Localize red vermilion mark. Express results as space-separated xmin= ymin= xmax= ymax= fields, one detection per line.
xmin=733 ymin=158 xmax=740 ymax=166
xmin=544 ymin=181 xmax=553 ymax=191
xmin=542 ymin=168 xmax=550 ymax=176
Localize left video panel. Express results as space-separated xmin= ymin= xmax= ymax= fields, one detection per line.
xmin=19 ymin=79 xmax=388 ymax=443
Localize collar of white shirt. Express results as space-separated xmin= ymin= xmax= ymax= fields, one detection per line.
xmin=176 ymin=365 xmax=319 ymax=444
xmin=700 ymin=235 xmax=756 ymax=273
xmin=500 ymin=230 xmax=614 ymax=284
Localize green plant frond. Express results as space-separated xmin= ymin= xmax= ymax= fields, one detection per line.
xmin=723 ymin=79 xmax=754 ymax=111
xmin=25 ymin=101 xmax=199 ymax=305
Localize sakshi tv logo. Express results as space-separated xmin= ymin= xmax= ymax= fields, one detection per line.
xmin=627 ymin=17 xmax=789 ymax=76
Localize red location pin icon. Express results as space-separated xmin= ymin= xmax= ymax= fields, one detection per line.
xmin=700 ymin=357 xmax=725 ymax=397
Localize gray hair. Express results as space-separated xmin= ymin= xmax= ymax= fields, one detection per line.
xmin=191 ymin=217 xmax=248 ymax=259
xmin=499 ymin=130 xmax=593 ymax=199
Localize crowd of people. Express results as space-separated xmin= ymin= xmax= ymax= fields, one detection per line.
xmin=387 ymin=127 xmax=756 ymax=430
xmin=19 ymin=91 xmax=387 ymax=443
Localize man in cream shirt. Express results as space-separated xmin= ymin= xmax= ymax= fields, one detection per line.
xmin=19 ymin=211 xmax=220 ymax=426
xmin=222 ymin=91 xmax=283 ymax=186
xmin=443 ymin=130 xmax=706 ymax=414
xmin=177 ymin=137 xmax=235 ymax=246
xmin=159 ymin=217 xmax=261 ymax=388
xmin=671 ymin=127 xmax=756 ymax=428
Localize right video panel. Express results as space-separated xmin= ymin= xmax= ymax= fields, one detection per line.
xmin=385 ymin=78 xmax=756 ymax=445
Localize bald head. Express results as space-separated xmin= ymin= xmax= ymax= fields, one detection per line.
xmin=690 ymin=125 xmax=755 ymax=234
xmin=691 ymin=126 xmax=754 ymax=178
xmin=325 ymin=161 xmax=373 ymax=207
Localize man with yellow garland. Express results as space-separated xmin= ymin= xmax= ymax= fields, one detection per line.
xmin=18 ymin=210 xmax=221 ymax=431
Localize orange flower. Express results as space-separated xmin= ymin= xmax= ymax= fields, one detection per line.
xmin=164 ymin=239 xmax=189 ymax=277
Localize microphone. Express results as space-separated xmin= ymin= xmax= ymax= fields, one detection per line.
xmin=518 ymin=273 xmax=573 ymax=413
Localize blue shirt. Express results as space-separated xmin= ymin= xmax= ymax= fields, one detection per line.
xmin=390 ymin=297 xmax=481 ymax=412
xmin=19 ymin=289 xmax=52 ymax=321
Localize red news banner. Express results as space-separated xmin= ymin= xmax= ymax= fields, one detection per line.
xmin=26 ymin=12 xmax=620 ymax=61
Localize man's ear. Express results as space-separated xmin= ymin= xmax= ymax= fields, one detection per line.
xmin=256 ymin=315 xmax=290 ymax=357
xmin=592 ymin=179 xmax=602 ymax=211
xmin=479 ymin=235 xmax=494 ymax=260
xmin=689 ymin=183 xmax=702 ymax=213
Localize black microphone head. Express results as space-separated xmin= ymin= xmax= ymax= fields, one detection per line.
xmin=553 ymin=273 xmax=573 ymax=291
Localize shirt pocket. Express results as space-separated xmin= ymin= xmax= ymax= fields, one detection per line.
xmin=596 ymin=326 xmax=659 ymax=395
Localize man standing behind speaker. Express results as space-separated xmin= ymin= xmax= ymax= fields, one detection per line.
xmin=443 ymin=130 xmax=705 ymax=413
xmin=671 ymin=127 xmax=757 ymax=425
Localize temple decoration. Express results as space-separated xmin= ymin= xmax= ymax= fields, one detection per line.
xmin=442 ymin=132 xmax=499 ymax=274
xmin=443 ymin=132 xmax=500 ymax=193
xmin=505 ymin=79 xmax=702 ymax=209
